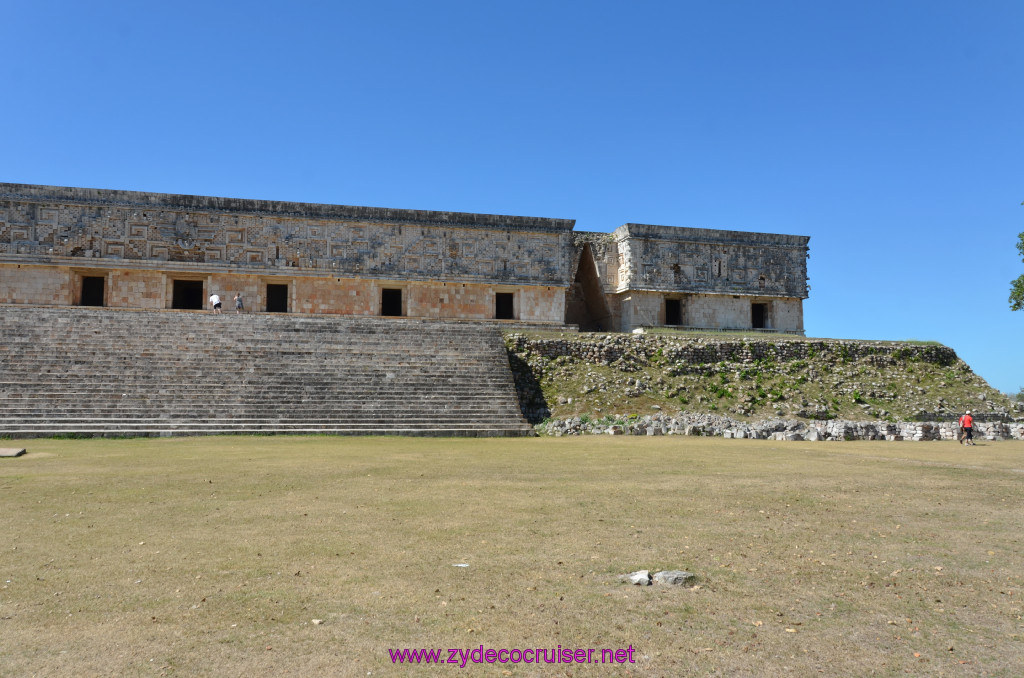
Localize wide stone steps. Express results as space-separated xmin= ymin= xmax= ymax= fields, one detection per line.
xmin=0 ymin=390 xmax=510 ymax=399
xmin=0 ymin=399 xmax=519 ymax=410
xmin=0 ymin=405 xmax=523 ymax=415
xmin=0 ymin=306 xmax=534 ymax=437
xmin=0 ymin=382 xmax=511 ymax=393
xmin=0 ymin=424 xmax=527 ymax=437
xmin=0 ymin=419 xmax=527 ymax=427
xmin=0 ymin=428 xmax=525 ymax=438
xmin=0 ymin=403 xmax=514 ymax=414
xmin=0 ymin=380 xmax=510 ymax=390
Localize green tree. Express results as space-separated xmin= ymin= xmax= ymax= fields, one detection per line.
xmin=1012 ymin=231 xmax=1024 ymax=311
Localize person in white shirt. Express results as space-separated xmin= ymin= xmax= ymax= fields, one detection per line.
xmin=209 ymin=293 xmax=222 ymax=314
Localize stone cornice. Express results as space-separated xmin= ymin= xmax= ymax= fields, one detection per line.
xmin=0 ymin=183 xmax=577 ymax=235
xmin=614 ymin=223 xmax=809 ymax=248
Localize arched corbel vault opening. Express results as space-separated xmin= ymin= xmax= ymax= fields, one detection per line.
xmin=564 ymin=242 xmax=612 ymax=331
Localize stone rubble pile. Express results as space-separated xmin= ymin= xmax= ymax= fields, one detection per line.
xmin=540 ymin=413 xmax=1024 ymax=442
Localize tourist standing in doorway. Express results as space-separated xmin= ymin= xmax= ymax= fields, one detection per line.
xmin=209 ymin=293 xmax=222 ymax=314
xmin=234 ymin=292 xmax=244 ymax=314
xmin=959 ymin=410 xmax=974 ymax=445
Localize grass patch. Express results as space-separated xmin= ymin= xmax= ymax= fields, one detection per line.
xmin=2 ymin=436 xmax=1023 ymax=675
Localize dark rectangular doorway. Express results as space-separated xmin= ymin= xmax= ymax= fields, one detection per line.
xmin=80 ymin=276 xmax=105 ymax=307
xmin=665 ymin=298 xmax=681 ymax=326
xmin=495 ymin=292 xmax=514 ymax=320
xmin=752 ymin=303 xmax=767 ymax=329
xmin=172 ymin=280 xmax=204 ymax=310
xmin=266 ymin=284 xmax=289 ymax=313
xmin=381 ymin=288 xmax=402 ymax=316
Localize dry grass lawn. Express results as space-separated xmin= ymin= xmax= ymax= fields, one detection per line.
xmin=1 ymin=436 xmax=1022 ymax=676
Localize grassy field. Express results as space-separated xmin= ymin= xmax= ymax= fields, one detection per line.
xmin=1 ymin=436 xmax=1022 ymax=677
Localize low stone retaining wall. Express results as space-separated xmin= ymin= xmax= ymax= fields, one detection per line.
xmin=507 ymin=333 xmax=959 ymax=369
xmin=540 ymin=413 xmax=1024 ymax=441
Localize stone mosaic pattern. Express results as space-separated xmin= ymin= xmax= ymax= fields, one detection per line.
xmin=0 ymin=183 xmax=575 ymax=287
xmin=610 ymin=224 xmax=809 ymax=298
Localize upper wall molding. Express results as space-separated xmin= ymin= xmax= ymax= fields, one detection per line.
xmin=0 ymin=183 xmax=576 ymax=235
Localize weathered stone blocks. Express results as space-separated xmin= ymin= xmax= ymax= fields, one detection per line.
xmin=1 ymin=183 xmax=809 ymax=330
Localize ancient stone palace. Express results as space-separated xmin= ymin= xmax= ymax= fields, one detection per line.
xmin=0 ymin=182 xmax=810 ymax=332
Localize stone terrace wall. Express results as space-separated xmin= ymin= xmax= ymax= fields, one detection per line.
xmin=507 ymin=333 xmax=958 ymax=370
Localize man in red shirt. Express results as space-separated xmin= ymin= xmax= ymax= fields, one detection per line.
xmin=958 ymin=410 xmax=974 ymax=446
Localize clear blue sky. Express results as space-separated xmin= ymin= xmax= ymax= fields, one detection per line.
xmin=3 ymin=1 xmax=1022 ymax=392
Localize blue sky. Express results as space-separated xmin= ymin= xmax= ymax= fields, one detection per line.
xmin=3 ymin=1 xmax=1022 ymax=392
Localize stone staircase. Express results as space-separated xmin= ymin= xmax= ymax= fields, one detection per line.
xmin=0 ymin=306 xmax=534 ymax=437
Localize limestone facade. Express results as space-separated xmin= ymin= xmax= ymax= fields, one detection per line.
xmin=568 ymin=224 xmax=809 ymax=332
xmin=0 ymin=183 xmax=810 ymax=332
